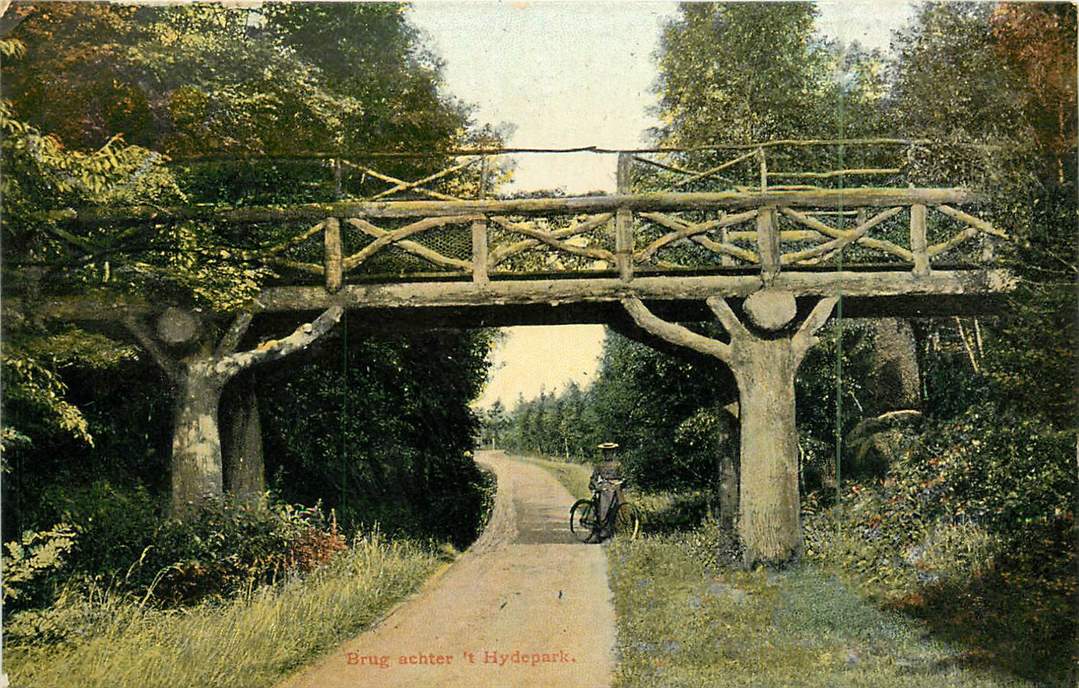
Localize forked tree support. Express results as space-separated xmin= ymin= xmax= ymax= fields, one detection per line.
xmin=124 ymin=306 xmax=343 ymax=516
xmin=623 ymin=291 xmax=837 ymax=567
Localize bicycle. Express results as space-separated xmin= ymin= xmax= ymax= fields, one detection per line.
xmin=569 ymin=479 xmax=640 ymax=543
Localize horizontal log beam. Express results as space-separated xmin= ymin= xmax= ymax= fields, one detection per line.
xmin=254 ymin=269 xmax=1015 ymax=313
xmin=11 ymin=269 xmax=1015 ymax=326
xmin=47 ymin=188 xmax=985 ymax=225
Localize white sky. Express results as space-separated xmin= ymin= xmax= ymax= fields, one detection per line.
xmin=408 ymin=1 xmax=917 ymax=409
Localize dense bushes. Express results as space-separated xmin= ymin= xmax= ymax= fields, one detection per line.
xmin=135 ymin=497 xmax=347 ymax=605
xmin=2 ymin=495 xmax=347 ymax=624
xmin=803 ymin=403 xmax=1077 ymax=684
xmin=806 ymin=403 xmax=1075 ymax=590
xmin=36 ymin=481 xmax=161 ymax=578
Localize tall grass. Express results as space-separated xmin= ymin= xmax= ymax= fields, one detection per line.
xmin=5 ymin=531 xmax=444 ymax=688
xmin=607 ymin=527 xmax=1044 ymax=688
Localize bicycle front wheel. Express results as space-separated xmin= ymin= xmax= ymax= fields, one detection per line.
xmin=612 ymin=502 xmax=641 ymax=540
xmin=570 ymin=498 xmax=599 ymax=543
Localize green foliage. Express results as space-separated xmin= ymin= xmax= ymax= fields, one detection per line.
xmin=2 ymin=523 xmax=79 ymax=606
xmin=1 ymin=352 xmax=93 ymax=448
xmin=646 ymin=2 xmax=892 ymax=195
xmin=36 ymin=481 xmax=161 ymax=579
xmin=0 ymin=102 xmax=180 ymax=212
xmin=632 ymin=491 xmax=714 ymax=536
xmin=131 ymin=496 xmax=346 ymax=606
xmin=796 ymin=319 xmax=877 ymax=487
xmin=654 ymin=3 xmax=832 ymax=145
xmin=2 ymin=0 xmax=501 ymax=560
xmin=495 ymin=331 xmax=737 ymax=491
xmin=260 ymin=325 xmax=495 ymax=548
xmin=1 ymin=329 xmax=141 ymax=455
xmin=888 ymin=4 xmax=1026 ymax=145
xmin=2 ymin=491 xmax=349 ymax=614
xmin=804 ymin=401 xmax=1076 ymax=685
xmin=807 ymin=402 xmax=1075 ymax=589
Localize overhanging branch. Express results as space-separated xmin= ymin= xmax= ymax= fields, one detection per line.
xmin=621 ymin=297 xmax=732 ymax=363
xmin=215 ymin=306 xmax=344 ymax=378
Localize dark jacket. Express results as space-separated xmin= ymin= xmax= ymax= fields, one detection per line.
xmin=589 ymin=461 xmax=622 ymax=491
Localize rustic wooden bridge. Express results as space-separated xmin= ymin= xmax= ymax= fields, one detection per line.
xmin=28 ymin=140 xmax=1016 ymax=567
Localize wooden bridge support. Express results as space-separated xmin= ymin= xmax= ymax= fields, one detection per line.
xmin=222 ymin=372 xmax=266 ymax=504
xmin=124 ymin=307 xmax=343 ymax=517
xmin=623 ymin=290 xmax=837 ymax=567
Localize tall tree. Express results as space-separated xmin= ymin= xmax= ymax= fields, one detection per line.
xmin=653 ymin=2 xmax=830 ymax=146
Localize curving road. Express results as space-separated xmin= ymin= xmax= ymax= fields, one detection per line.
xmin=279 ymin=450 xmax=616 ymax=688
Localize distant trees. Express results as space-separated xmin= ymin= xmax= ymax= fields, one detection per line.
xmin=484 ymin=333 xmax=736 ymax=492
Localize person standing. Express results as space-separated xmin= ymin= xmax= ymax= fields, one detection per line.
xmin=589 ymin=442 xmax=623 ymax=535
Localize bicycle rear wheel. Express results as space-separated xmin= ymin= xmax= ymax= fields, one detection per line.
xmin=570 ymin=498 xmax=599 ymax=543
xmin=612 ymin=502 xmax=641 ymax=540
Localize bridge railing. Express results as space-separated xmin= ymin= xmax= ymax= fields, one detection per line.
xmin=251 ymin=182 xmax=1007 ymax=292
xmin=167 ymin=137 xmax=972 ymax=201
xmin=39 ymin=142 xmax=1009 ymax=293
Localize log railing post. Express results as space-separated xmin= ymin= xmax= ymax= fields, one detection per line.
xmin=719 ymin=223 xmax=734 ymax=267
xmin=980 ymin=233 xmax=995 ymax=264
xmin=323 ymin=217 xmax=343 ymax=292
xmin=758 ymin=147 xmax=767 ymax=192
xmin=756 ymin=206 xmax=780 ymax=282
xmin=616 ymin=152 xmax=634 ymax=282
xmin=910 ymin=203 xmax=929 ymax=275
xmin=472 ymin=217 xmax=489 ymax=285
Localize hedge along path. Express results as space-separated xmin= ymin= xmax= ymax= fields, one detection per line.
xmin=278 ymin=450 xmax=616 ymax=688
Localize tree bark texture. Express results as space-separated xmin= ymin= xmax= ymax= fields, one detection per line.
xmin=171 ymin=363 xmax=225 ymax=516
xmin=222 ymin=374 xmax=266 ymax=503
xmin=622 ymin=293 xmax=836 ymax=568
xmin=128 ymin=306 xmax=343 ymax=518
xmin=733 ymin=340 xmax=803 ymax=566
xmin=716 ymin=406 xmax=740 ymax=532
xmin=864 ymin=318 xmax=921 ymax=415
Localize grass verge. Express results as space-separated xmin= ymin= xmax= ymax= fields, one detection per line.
xmin=5 ymin=531 xmax=445 ymax=688
xmin=607 ymin=528 xmax=1045 ymax=688
xmin=511 ymin=453 xmax=593 ymax=500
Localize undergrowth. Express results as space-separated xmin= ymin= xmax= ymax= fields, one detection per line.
xmin=608 ymin=526 xmax=1046 ymax=688
xmin=4 ymin=530 xmax=446 ymax=688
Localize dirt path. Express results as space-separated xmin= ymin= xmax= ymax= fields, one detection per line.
xmin=279 ymin=450 xmax=616 ymax=688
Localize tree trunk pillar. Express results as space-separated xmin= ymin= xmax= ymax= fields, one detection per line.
xmin=223 ymin=375 xmax=266 ymax=504
xmin=716 ymin=404 xmax=740 ymax=531
xmin=171 ymin=363 xmax=225 ymax=516
xmin=734 ymin=341 xmax=802 ymax=566
xmin=621 ymin=293 xmax=836 ymax=569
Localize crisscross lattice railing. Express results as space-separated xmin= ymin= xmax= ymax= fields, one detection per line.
xmin=38 ymin=141 xmax=1010 ymax=296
